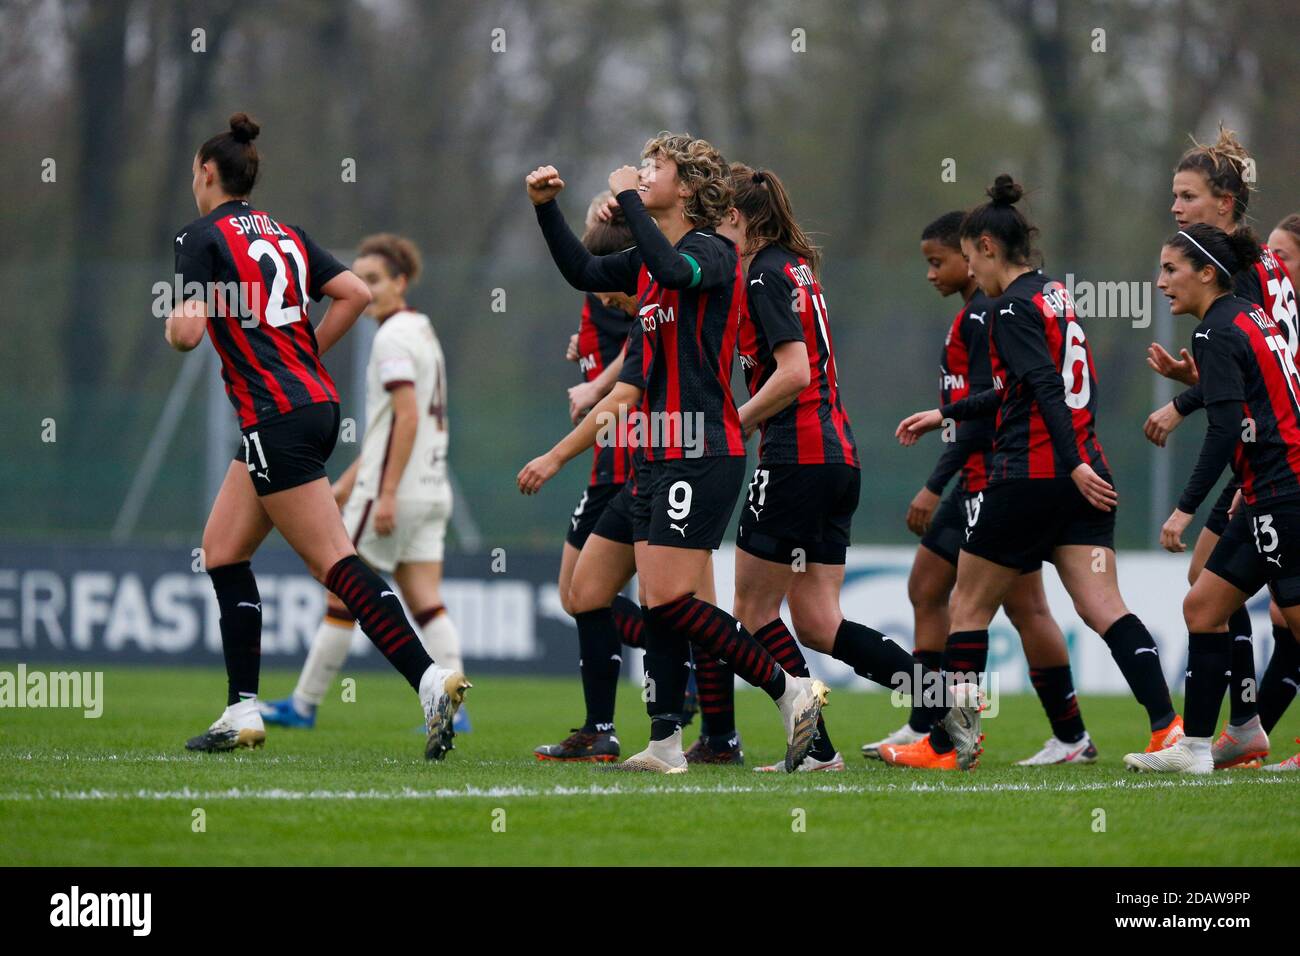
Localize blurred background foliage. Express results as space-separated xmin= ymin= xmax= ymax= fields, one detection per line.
xmin=2 ymin=0 xmax=1297 ymax=549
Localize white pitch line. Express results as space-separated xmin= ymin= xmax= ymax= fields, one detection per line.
xmin=0 ymin=775 xmax=1295 ymax=802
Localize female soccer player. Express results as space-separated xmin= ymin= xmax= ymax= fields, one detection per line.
xmin=518 ymin=133 xmax=829 ymax=773
xmin=895 ymin=175 xmax=1181 ymax=770
xmin=1126 ymin=224 xmax=1300 ymax=772
xmin=1142 ymin=131 xmax=1299 ymax=768
xmin=165 ymin=114 xmax=468 ymax=757
xmin=700 ymin=164 xmax=979 ymax=773
xmin=1260 ymin=214 xmax=1300 ymax=769
xmin=260 ymin=234 xmax=468 ymax=735
xmin=534 ymin=200 xmax=702 ymax=763
xmin=873 ymin=211 xmax=1095 ymax=767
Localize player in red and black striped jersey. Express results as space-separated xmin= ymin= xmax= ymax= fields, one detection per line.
xmin=165 ymin=113 xmax=468 ymax=758
xmin=1128 ymin=225 xmax=1300 ymax=772
xmin=518 ymin=135 xmax=828 ymax=773
xmin=1140 ymin=130 xmax=1300 ymax=766
xmin=896 ymin=175 xmax=1180 ymax=770
xmin=677 ymin=163 xmax=944 ymax=772
xmin=535 ymin=199 xmax=699 ymax=764
xmin=871 ymin=212 xmax=1094 ymax=767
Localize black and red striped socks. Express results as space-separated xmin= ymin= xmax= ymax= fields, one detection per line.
xmin=611 ymin=595 xmax=646 ymax=648
xmin=647 ymin=594 xmax=786 ymax=700
xmin=925 ymin=629 xmax=988 ymax=754
xmin=692 ymin=645 xmax=736 ymax=739
xmin=325 ymin=555 xmax=433 ymax=691
xmin=754 ymin=619 xmax=835 ymax=761
xmin=208 ymin=561 xmax=262 ymax=706
xmin=1029 ymin=665 xmax=1086 ymax=743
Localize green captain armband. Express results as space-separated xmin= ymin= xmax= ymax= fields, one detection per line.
xmin=681 ymin=253 xmax=702 ymax=288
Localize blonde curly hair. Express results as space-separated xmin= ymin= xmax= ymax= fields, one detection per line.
xmin=1176 ymin=125 xmax=1254 ymax=223
xmin=642 ymin=132 xmax=733 ymax=228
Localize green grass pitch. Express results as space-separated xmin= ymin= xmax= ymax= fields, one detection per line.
xmin=2 ymin=665 xmax=1298 ymax=866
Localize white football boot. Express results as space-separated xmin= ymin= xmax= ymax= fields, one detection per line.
xmin=1123 ymin=736 xmax=1213 ymax=774
xmin=1211 ymin=716 xmax=1269 ymax=769
xmin=756 ymin=751 xmax=846 ymax=772
xmin=420 ymin=664 xmax=472 ymax=761
xmin=861 ymin=723 xmax=926 ymax=760
xmin=940 ymin=682 xmax=985 ymax=770
xmin=615 ymin=727 xmax=688 ymax=773
xmin=185 ymin=697 xmax=266 ymax=752
xmin=1262 ymin=744 xmax=1300 ymax=772
xmin=1015 ymin=733 xmax=1098 ymax=766
xmin=776 ymin=675 xmax=830 ymax=772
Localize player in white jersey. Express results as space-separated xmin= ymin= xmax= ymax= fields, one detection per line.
xmin=261 ymin=234 xmax=467 ymax=730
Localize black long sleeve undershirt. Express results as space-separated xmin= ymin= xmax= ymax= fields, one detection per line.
xmin=534 ymin=200 xmax=637 ymax=293
xmin=925 ymin=431 xmax=977 ymax=494
xmin=613 ymin=189 xmax=697 ymax=288
xmin=1021 ymin=365 xmax=1085 ymax=473
xmin=1177 ymin=400 xmax=1239 ymax=514
xmin=1173 ymin=382 xmax=1205 ymax=416
xmin=941 ymin=386 xmax=1001 ymax=422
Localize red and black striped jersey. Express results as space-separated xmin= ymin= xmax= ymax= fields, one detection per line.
xmin=173 ymin=199 xmax=345 ymax=428
xmin=576 ymin=293 xmax=635 ymax=485
xmin=945 ymin=271 xmax=1109 ymax=481
xmin=1192 ymin=295 xmax=1300 ymax=506
xmin=608 ymin=230 xmax=746 ymax=461
xmin=736 ymin=245 xmax=858 ymax=467
xmin=934 ymin=291 xmax=996 ymax=492
xmin=1174 ymin=245 xmax=1299 ymax=415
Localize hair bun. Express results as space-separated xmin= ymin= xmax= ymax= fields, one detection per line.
xmin=988 ymin=173 xmax=1023 ymax=207
xmin=229 ymin=112 xmax=261 ymax=144
xmin=752 ymin=171 xmax=766 ymax=185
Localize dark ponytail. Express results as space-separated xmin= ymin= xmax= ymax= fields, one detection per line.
xmin=959 ymin=174 xmax=1040 ymax=266
xmin=729 ymin=162 xmax=821 ymax=274
xmin=1166 ymin=222 xmax=1261 ymax=291
xmin=197 ymin=112 xmax=261 ymax=197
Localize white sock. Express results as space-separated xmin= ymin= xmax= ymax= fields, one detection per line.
xmin=647 ymin=727 xmax=683 ymax=758
xmin=1183 ymin=736 xmax=1212 ymax=752
xmin=420 ymin=609 xmax=464 ymax=675
xmin=294 ymin=617 xmax=355 ymax=712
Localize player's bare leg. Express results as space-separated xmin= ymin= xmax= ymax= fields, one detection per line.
xmin=1053 ymin=545 xmax=1180 ymax=753
xmin=186 ymin=462 xmax=275 ymax=752
xmin=627 ymin=543 xmax=826 ymax=773
xmin=881 ymin=550 xmax=1011 ymax=770
xmin=536 ymin=534 xmax=638 ymax=762
xmin=865 ymin=544 xmax=956 ymax=756
xmin=261 ymin=477 xmax=468 ymax=760
xmin=1005 ymin=571 xmax=1096 ymax=765
xmin=1125 ymin=570 xmax=1249 ymax=773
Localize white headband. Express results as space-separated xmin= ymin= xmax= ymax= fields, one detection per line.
xmin=1178 ymin=230 xmax=1230 ymax=277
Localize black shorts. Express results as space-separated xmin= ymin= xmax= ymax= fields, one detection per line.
xmin=736 ymin=463 xmax=859 ymax=565
xmin=589 ymin=481 xmax=637 ymax=546
xmin=233 ymin=402 xmax=340 ymax=497
xmin=922 ymin=485 xmax=1043 ymax=573
xmin=632 ymin=456 xmax=746 ymax=550
xmin=962 ymin=476 xmax=1115 ymax=572
xmin=1205 ymin=500 xmax=1300 ymax=607
xmin=1205 ymin=481 xmax=1240 ymax=537
xmin=564 ymin=482 xmax=625 ymax=549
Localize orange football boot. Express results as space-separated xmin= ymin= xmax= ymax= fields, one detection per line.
xmin=878 ymin=735 xmax=961 ymax=770
xmin=1145 ymin=714 xmax=1185 ymax=753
